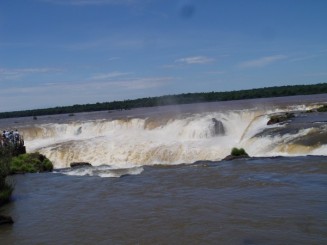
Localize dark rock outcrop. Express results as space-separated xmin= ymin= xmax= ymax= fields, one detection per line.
xmin=222 ymin=154 xmax=250 ymax=161
xmin=317 ymin=105 xmax=327 ymax=112
xmin=267 ymin=112 xmax=294 ymax=125
xmin=0 ymin=135 xmax=26 ymax=157
xmin=223 ymin=147 xmax=250 ymax=161
xmin=13 ymin=144 xmax=26 ymax=156
xmin=212 ymin=118 xmax=225 ymax=135
xmin=0 ymin=215 xmax=14 ymax=225
xmin=70 ymin=162 xmax=92 ymax=168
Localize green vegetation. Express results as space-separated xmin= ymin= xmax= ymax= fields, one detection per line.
xmin=0 ymin=142 xmax=52 ymax=223
xmin=0 ymin=148 xmax=53 ymax=206
xmin=317 ymin=105 xmax=327 ymax=112
xmin=306 ymin=104 xmax=327 ymax=113
xmin=0 ymin=83 xmax=326 ymax=119
xmin=0 ymin=147 xmax=14 ymax=205
xmin=0 ymin=185 xmax=13 ymax=206
xmin=231 ymin=148 xmax=249 ymax=157
xmin=10 ymin=153 xmax=53 ymax=174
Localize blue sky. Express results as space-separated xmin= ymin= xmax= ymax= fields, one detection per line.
xmin=0 ymin=0 xmax=326 ymax=112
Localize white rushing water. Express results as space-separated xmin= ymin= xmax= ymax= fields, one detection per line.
xmin=19 ymin=104 xmax=327 ymax=169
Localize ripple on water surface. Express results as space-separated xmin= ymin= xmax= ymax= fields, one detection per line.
xmin=0 ymin=156 xmax=326 ymax=245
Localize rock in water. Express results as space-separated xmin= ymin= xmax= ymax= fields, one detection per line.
xmin=222 ymin=147 xmax=250 ymax=161
xmin=212 ymin=118 xmax=225 ymax=135
xmin=267 ymin=112 xmax=294 ymax=125
xmin=0 ymin=215 xmax=14 ymax=225
xmin=70 ymin=162 xmax=92 ymax=168
xmin=222 ymin=154 xmax=250 ymax=161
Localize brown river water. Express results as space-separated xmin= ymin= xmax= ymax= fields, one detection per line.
xmin=0 ymin=156 xmax=326 ymax=244
xmin=0 ymin=95 xmax=327 ymax=244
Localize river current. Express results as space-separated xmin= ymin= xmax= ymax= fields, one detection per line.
xmin=0 ymin=95 xmax=327 ymax=244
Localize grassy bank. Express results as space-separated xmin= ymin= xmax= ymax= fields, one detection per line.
xmin=10 ymin=153 xmax=53 ymax=174
xmin=0 ymin=148 xmax=53 ymax=206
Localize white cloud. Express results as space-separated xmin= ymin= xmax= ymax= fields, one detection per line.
xmin=0 ymin=67 xmax=62 ymax=81
xmin=67 ymin=37 xmax=147 ymax=51
xmin=302 ymin=72 xmax=327 ymax=77
xmin=239 ymin=55 xmax=287 ymax=68
xmin=205 ymin=70 xmax=226 ymax=75
xmin=0 ymin=76 xmax=174 ymax=111
xmin=289 ymin=53 xmax=327 ymax=63
xmin=175 ymin=56 xmax=215 ymax=65
xmin=89 ymin=72 xmax=131 ymax=80
xmin=0 ymin=67 xmax=60 ymax=75
xmin=0 ymin=76 xmax=172 ymax=95
xmin=109 ymin=77 xmax=172 ymax=90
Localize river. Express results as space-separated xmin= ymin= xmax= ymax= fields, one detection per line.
xmin=0 ymin=94 xmax=327 ymax=244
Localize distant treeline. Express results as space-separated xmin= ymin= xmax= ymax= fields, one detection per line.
xmin=1 ymin=83 xmax=327 ymax=119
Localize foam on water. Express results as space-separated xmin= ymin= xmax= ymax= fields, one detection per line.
xmin=20 ymin=104 xmax=327 ymax=170
xmin=244 ymin=127 xmax=318 ymax=157
xmin=55 ymin=165 xmax=144 ymax=178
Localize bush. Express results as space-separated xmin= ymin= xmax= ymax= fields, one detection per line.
xmin=0 ymin=183 xmax=13 ymax=206
xmin=231 ymin=147 xmax=249 ymax=157
xmin=0 ymin=147 xmax=13 ymax=205
xmin=0 ymin=149 xmax=12 ymax=178
xmin=0 ymin=150 xmax=53 ymax=206
xmin=10 ymin=153 xmax=53 ymax=174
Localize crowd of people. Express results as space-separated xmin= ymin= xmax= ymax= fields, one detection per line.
xmin=0 ymin=129 xmax=24 ymax=147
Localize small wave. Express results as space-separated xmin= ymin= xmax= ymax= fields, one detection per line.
xmin=54 ymin=165 xmax=144 ymax=178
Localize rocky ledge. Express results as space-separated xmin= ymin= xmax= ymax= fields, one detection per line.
xmin=70 ymin=162 xmax=92 ymax=168
xmin=222 ymin=147 xmax=250 ymax=161
xmin=0 ymin=215 xmax=14 ymax=225
xmin=267 ymin=112 xmax=294 ymax=125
